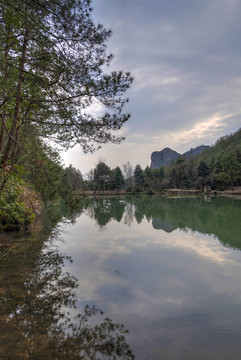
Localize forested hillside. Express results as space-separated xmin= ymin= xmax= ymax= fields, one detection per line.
xmin=160 ymin=128 xmax=241 ymax=190
xmin=80 ymin=128 xmax=241 ymax=193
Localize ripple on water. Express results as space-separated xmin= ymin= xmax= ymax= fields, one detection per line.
xmin=214 ymin=322 xmax=241 ymax=334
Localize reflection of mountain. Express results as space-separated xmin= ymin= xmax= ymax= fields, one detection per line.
xmin=0 ymin=212 xmax=134 ymax=359
xmin=152 ymin=218 xmax=177 ymax=232
xmin=134 ymin=197 xmax=241 ymax=250
xmin=137 ymin=197 xmax=241 ymax=250
xmin=85 ymin=196 xmax=241 ymax=251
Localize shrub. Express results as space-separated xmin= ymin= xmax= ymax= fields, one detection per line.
xmin=0 ymin=171 xmax=35 ymax=232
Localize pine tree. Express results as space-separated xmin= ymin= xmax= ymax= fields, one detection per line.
xmin=134 ymin=164 xmax=145 ymax=191
xmin=111 ymin=166 xmax=124 ymax=190
xmin=0 ymin=0 xmax=133 ymax=166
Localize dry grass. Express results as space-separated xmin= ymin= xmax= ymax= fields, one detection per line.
xmin=20 ymin=186 xmax=42 ymax=215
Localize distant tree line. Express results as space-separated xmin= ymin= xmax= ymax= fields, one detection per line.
xmin=85 ymin=160 xmax=164 ymax=192
xmin=84 ymin=128 xmax=241 ymax=192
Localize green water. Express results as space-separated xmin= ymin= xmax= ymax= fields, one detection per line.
xmin=1 ymin=196 xmax=241 ymax=359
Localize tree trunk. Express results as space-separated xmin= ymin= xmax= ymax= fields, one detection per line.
xmin=2 ymin=28 xmax=28 ymax=167
xmin=0 ymin=26 xmax=11 ymax=158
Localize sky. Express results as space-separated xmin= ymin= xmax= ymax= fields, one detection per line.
xmin=62 ymin=0 xmax=241 ymax=175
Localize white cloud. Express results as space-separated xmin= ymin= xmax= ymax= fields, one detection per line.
xmin=156 ymin=113 xmax=229 ymax=149
xmin=60 ymin=0 xmax=241 ymax=173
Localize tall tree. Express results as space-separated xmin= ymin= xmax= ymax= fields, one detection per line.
xmin=144 ymin=166 xmax=165 ymax=190
xmin=197 ymin=160 xmax=210 ymax=178
xmin=123 ymin=161 xmax=133 ymax=188
xmin=0 ymin=0 xmax=133 ymax=167
xmin=110 ymin=166 xmax=125 ymax=190
xmin=62 ymin=165 xmax=84 ymax=191
xmin=214 ymin=152 xmax=241 ymax=190
xmin=134 ymin=164 xmax=145 ymax=191
xmin=93 ymin=160 xmax=111 ymax=190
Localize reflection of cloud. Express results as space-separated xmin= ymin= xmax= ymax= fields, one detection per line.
xmin=63 ymin=213 xmax=237 ymax=304
xmin=59 ymin=206 xmax=241 ymax=358
xmin=161 ymin=230 xmax=235 ymax=266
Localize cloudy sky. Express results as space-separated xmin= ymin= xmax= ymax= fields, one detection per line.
xmin=62 ymin=0 xmax=241 ymax=175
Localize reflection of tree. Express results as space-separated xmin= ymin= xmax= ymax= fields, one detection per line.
xmin=85 ymin=198 xmax=126 ymax=228
xmin=44 ymin=197 xmax=87 ymax=225
xmin=0 ymin=228 xmax=134 ymax=359
xmin=123 ymin=202 xmax=135 ymax=227
xmin=134 ymin=208 xmax=144 ymax=224
xmin=51 ymin=305 xmax=134 ymax=359
xmin=83 ymin=196 xmax=241 ymax=251
xmin=129 ymin=196 xmax=241 ymax=251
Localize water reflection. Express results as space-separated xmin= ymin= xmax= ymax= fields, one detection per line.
xmin=85 ymin=198 xmax=126 ymax=227
xmin=2 ymin=196 xmax=241 ymax=359
xmin=62 ymin=196 xmax=241 ymax=359
xmin=85 ymin=196 xmax=241 ymax=250
xmin=0 ymin=214 xmax=134 ymax=359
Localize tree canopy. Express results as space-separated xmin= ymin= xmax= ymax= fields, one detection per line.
xmin=0 ymin=0 xmax=133 ymax=167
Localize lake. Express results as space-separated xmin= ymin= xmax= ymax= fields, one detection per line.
xmin=1 ymin=196 xmax=241 ymax=359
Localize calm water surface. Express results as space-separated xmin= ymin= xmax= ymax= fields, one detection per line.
xmin=1 ymin=196 xmax=241 ymax=359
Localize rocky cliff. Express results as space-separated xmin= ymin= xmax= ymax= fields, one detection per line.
xmin=150 ymin=145 xmax=209 ymax=168
xmin=151 ymin=148 xmax=180 ymax=168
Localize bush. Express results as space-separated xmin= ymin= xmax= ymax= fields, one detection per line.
xmin=146 ymin=188 xmax=156 ymax=195
xmin=0 ymin=171 xmax=35 ymax=232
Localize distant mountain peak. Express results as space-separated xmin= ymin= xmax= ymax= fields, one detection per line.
xmin=151 ymin=148 xmax=180 ymax=168
xmin=183 ymin=145 xmax=209 ymax=159
xmin=150 ymin=145 xmax=209 ymax=168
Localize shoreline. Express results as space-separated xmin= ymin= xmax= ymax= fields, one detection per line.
xmin=80 ymin=186 xmax=241 ymax=198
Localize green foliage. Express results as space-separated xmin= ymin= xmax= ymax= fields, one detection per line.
xmin=110 ymin=166 xmax=125 ymax=190
xmin=19 ymin=138 xmax=84 ymax=206
xmin=134 ymin=164 xmax=145 ymax=191
xmin=62 ymin=165 xmax=84 ymax=192
xmin=144 ymin=166 xmax=165 ymax=191
xmin=213 ymin=152 xmax=241 ymax=189
xmin=93 ymin=161 xmax=111 ymax=190
xmin=168 ymin=157 xmax=190 ymax=188
xmin=0 ymin=139 xmax=85 ymax=233
xmin=0 ymin=0 xmax=133 ymax=230
xmin=0 ymin=170 xmax=34 ymax=231
xmin=163 ymin=128 xmax=241 ymax=190
xmin=0 ymin=0 xmax=133 ymax=167
xmin=197 ymin=160 xmax=210 ymax=177
xmin=20 ymin=140 xmax=65 ymax=201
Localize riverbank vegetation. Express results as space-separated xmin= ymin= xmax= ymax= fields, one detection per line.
xmin=0 ymin=0 xmax=133 ymax=231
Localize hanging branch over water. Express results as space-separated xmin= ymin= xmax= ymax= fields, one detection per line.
xmin=0 ymin=0 xmax=133 ymax=166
